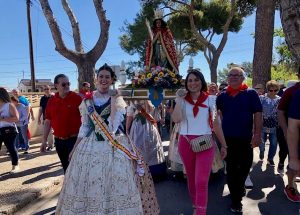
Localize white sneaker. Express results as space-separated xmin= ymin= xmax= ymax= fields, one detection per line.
xmin=10 ymin=165 xmax=20 ymax=173
xmin=245 ymin=175 xmax=253 ymax=189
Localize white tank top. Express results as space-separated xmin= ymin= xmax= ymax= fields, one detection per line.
xmin=0 ymin=103 xmax=15 ymax=128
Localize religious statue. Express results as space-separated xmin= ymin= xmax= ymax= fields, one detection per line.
xmin=145 ymin=9 xmax=179 ymax=73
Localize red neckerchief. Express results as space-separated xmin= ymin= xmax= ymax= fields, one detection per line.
xmin=226 ymin=84 xmax=248 ymax=97
xmin=184 ymin=92 xmax=208 ymax=117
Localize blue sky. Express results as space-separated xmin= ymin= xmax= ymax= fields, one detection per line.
xmin=0 ymin=0 xmax=282 ymax=90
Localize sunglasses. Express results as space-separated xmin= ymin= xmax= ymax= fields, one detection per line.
xmin=268 ymin=89 xmax=278 ymax=92
xmin=61 ymin=82 xmax=70 ymax=87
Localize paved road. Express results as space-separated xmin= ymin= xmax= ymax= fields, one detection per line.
xmin=15 ymin=146 xmax=300 ymax=215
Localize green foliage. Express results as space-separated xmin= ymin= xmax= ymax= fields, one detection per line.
xmin=273 ymin=28 xmax=296 ymax=66
xmin=218 ymin=62 xmax=298 ymax=85
xmin=119 ymin=1 xmax=161 ymax=64
xmin=120 ymin=0 xmax=255 ymax=68
xmin=271 ymin=64 xmax=298 ymax=82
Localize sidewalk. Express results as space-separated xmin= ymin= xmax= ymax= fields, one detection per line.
xmin=0 ymin=136 xmax=63 ymax=215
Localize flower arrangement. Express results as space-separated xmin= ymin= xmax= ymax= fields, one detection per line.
xmin=131 ymin=66 xmax=183 ymax=89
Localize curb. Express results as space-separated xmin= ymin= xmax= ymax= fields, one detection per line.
xmin=0 ymin=176 xmax=63 ymax=215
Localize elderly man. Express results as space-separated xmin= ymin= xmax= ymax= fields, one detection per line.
xmin=216 ymin=67 xmax=262 ymax=213
xmin=41 ymin=74 xmax=82 ymax=173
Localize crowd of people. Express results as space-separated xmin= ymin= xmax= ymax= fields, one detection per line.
xmin=0 ymin=65 xmax=300 ymax=215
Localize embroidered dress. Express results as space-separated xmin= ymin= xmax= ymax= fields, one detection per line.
xmin=56 ymin=94 xmax=159 ymax=215
xmin=127 ymin=103 xmax=166 ymax=176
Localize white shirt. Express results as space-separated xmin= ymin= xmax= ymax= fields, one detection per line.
xmin=0 ymin=103 xmax=15 ymax=128
xmin=179 ymin=95 xmax=216 ymax=135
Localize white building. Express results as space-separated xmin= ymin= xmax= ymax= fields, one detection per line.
xmin=17 ymin=79 xmax=54 ymax=93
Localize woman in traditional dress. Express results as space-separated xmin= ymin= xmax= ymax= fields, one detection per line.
xmin=56 ymin=64 xmax=159 ymax=215
xmin=126 ymin=100 xmax=166 ymax=179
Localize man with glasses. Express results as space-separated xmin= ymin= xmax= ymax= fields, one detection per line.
xmin=277 ymin=67 xmax=300 ymax=202
xmin=38 ymin=85 xmax=54 ymax=151
xmin=216 ymin=67 xmax=262 ymax=213
xmin=40 ymin=74 xmax=82 ymax=173
xmin=78 ymin=82 xmax=91 ymax=98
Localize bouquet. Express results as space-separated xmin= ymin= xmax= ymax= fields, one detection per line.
xmin=131 ymin=66 xmax=182 ymax=89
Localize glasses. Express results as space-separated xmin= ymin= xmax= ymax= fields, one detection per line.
xmin=61 ymin=82 xmax=70 ymax=87
xmin=228 ymin=74 xmax=243 ymax=78
xmin=268 ymin=89 xmax=278 ymax=92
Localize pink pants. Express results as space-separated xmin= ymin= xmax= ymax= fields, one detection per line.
xmin=178 ymin=135 xmax=215 ymax=215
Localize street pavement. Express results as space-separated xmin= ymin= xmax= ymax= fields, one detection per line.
xmin=1 ymin=136 xmax=300 ymax=215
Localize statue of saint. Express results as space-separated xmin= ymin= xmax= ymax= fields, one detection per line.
xmin=145 ymin=9 xmax=179 ymax=73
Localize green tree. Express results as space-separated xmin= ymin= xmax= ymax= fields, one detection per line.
xmin=274 ymin=28 xmax=296 ymax=66
xmin=121 ymin=0 xmax=256 ymax=81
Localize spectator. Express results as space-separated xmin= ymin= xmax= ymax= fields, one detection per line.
xmin=286 ymin=89 xmax=300 ymax=191
xmin=258 ymin=80 xmax=280 ymax=166
xmin=277 ymin=67 xmax=300 ymax=202
xmin=254 ymin=83 xmax=265 ymax=95
xmin=126 ymin=100 xmax=166 ymax=179
xmin=218 ymin=82 xmax=228 ymax=92
xmin=40 ymin=74 xmax=82 ymax=173
xmin=11 ymin=96 xmax=30 ymax=154
xmin=0 ymin=88 xmax=19 ymax=173
xmin=78 ymin=82 xmax=91 ymax=98
xmin=37 ymin=85 xmax=54 ymax=151
xmin=208 ymin=82 xmax=219 ymax=95
xmin=11 ymin=89 xmax=34 ymax=121
xmin=172 ymin=69 xmax=227 ymax=215
xmin=216 ymin=67 xmax=262 ymax=213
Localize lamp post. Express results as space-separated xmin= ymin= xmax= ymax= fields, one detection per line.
xmin=119 ymin=60 xmax=127 ymax=86
xmin=188 ymin=57 xmax=194 ymax=73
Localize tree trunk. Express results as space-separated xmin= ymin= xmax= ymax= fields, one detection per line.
xmin=210 ymin=55 xmax=219 ymax=83
xmin=252 ymin=0 xmax=275 ymax=88
xmin=280 ymin=0 xmax=300 ymax=64
xmin=77 ymin=60 xmax=96 ymax=90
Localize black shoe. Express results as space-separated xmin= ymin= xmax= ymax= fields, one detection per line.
xmin=230 ymin=203 xmax=243 ymax=213
xmin=259 ymin=152 xmax=264 ymax=160
xmin=277 ymin=163 xmax=284 ymax=174
xmin=23 ymin=149 xmax=29 ymax=154
xmin=267 ymin=160 xmax=275 ymax=167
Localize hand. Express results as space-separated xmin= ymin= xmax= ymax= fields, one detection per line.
xmin=220 ymin=146 xmax=227 ymax=159
xmin=40 ymin=142 xmax=47 ymax=152
xmin=251 ymin=133 xmax=261 ymax=148
xmin=176 ymin=89 xmax=187 ymax=98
